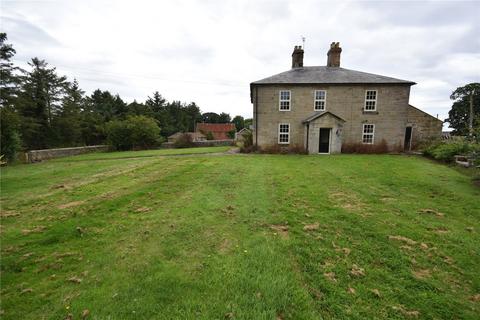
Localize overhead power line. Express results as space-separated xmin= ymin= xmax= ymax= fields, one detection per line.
xmin=12 ymin=59 xmax=247 ymax=88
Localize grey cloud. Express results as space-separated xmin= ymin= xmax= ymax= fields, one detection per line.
xmin=1 ymin=16 xmax=61 ymax=47
xmin=364 ymin=1 xmax=479 ymax=27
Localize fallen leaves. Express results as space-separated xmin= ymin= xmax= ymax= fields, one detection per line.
xmin=347 ymin=287 xmax=356 ymax=294
xmin=21 ymin=288 xmax=33 ymax=294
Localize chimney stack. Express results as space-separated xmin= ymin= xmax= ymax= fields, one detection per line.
xmin=291 ymin=45 xmax=304 ymax=68
xmin=327 ymin=42 xmax=342 ymax=67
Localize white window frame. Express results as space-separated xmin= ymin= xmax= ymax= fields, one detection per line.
xmin=364 ymin=90 xmax=377 ymax=111
xmin=314 ymin=90 xmax=327 ymax=111
xmin=278 ymin=123 xmax=290 ymax=144
xmin=279 ymin=90 xmax=291 ymax=111
xmin=362 ymin=124 xmax=375 ymax=144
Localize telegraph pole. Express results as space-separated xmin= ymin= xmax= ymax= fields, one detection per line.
xmin=469 ymin=88 xmax=475 ymax=138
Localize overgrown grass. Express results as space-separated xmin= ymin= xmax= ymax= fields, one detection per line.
xmin=1 ymin=151 xmax=479 ymax=319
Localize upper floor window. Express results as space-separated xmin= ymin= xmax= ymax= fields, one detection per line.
xmin=279 ymin=90 xmax=291 ymax=111
xmin=314 ymin=90 xmax=326 ymax=111
xmin=362 ymin=124 xmax=375 ymax=144
xmin=364 ymin=90 xmax=377 ymax=111
xmin=278 ymin=123 xmax=290 ymax=144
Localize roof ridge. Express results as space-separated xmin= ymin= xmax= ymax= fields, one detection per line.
xmin=251 ymin=66 xmax=415 ymax=85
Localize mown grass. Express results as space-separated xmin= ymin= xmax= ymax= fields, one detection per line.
xmin=51 ymin=146 xmax=233 ymax=161
xmin=1 ymin=151 xmax=479 ymax=319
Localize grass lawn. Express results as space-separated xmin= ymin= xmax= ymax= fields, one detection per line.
xmin=1 ymin=151 xmax=479 ymax=319
xmin=50 ymin=145 xmax=233 ymax=161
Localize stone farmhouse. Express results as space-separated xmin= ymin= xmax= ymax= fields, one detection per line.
xmin=250 ymin=43 xmax=442 ymax=154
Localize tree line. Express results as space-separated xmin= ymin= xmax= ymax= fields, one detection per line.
xmin=0 ymin=33 xmax=251 ymax=162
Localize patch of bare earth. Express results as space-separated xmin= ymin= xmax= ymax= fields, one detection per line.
xmin=303 ymin=223 xmax=319 ymax=231
xmin=392 ymin=305 xmax=420 ymax=318
xmin=218 ymin=239 xmax=232 ymax=254
xmin=58 ymin=201 xmax=85 ymax=210
xmin=433 ymin=227 xmax=449 ymax=234
xmin=0 ymin=210 xmax=20 ymax=218
xmin=22 ymin=226 xmax=47 ymax=235
xmin=388 ymin=235 xmax=417 ymax=246
xmin=221 ymin=205 xmax=235 ymax=216
xmin=469 ymin=294 xmax=480 ymax=302
xmin=412 ymin=268 xmax=431 ymax=279
xmin=135 ymin=207 xmax=151 ymax=213
xmin=350 ymin=264 xmax=365 ymax=277
xmin=270 ymin=225 xmax=289 ymax=239
xmin=418 ymin=208 xmax=444 ymax=217
xmin=323 ymin=272 xmax=336 ymax=282
xmin=329 ymin=191 xmax=368 ymax=215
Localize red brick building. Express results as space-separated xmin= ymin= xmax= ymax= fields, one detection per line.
xmin=196 ymin=123 xmax=236 ymax=140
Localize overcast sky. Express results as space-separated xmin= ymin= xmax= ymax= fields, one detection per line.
xmin=1 ymin=0 xmax=479 ymax=127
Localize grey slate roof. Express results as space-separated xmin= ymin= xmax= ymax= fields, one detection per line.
xmin=251 ymin=66 xmax=415 ymax=85
xmin=302 ymin=111 xmax=346 ymax=124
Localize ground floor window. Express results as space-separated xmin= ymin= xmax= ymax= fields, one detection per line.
xmin=278 ymin=123 xmax=290 ymax=144
xmin=362 ymin=124 xmax=375 ymax=144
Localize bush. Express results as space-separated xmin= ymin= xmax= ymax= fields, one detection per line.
xmin=423 ymin=140 xmax=479 ymax=162
xmin=0 ymin=107 xmax=22 ymax=164
xmin=240 ymin=130 xmax=255 ymax=153
xmin=105 ymin=116 xmax=160 ymax=151
xmin=341 ymin=139 xmax=390 ymax=154
xmin=227 ymin=130 xmax=236 ymax=139
xmin=258 ymin=144 xmax=307 ymax=154
xmin=205 ymin=131 xmax=214 ymax=140
xmin=174 ymin=133 xmax=194 ymax=148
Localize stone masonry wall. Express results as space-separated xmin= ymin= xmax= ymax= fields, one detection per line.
xmin=25 ymin=145 xmax=108 ymax=163
xmin=253 ymin=84 xmax=412 ymax=151
xmin=407 ymin=105 xmax=443 ymax=147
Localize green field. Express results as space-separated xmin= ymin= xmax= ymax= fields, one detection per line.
xmin=1 ymin=148 xmax=479 ymax=319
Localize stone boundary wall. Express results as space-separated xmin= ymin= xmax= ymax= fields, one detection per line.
xmin=25 ymin=145 xmax=108 ymax=163
xmin=162 ymin=140 xmax=234 ymax=149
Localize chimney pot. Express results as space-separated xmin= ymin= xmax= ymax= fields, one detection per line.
xmin=327 ymin=42 xmax=342 ymax=67
xmin=291 ymin=45 xmax=304 ymax=68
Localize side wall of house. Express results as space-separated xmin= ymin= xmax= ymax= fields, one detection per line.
xmin=253 ymin=84 xmax=411 ymax=150
xmin=407 ymin=105 xmax=443 ymax=147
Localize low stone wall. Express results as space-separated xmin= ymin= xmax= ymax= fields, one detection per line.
xmin=162 ymin=140 xmax=234 ymax=149
xmin=25 ymin=145 xmax=108 ymax=163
